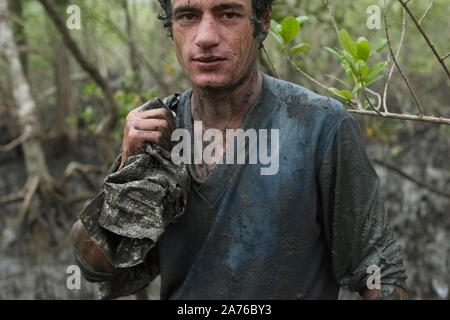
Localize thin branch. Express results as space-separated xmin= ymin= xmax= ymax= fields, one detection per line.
xmin=261 ymin=44 xmax=279 ymax=78
xmin=348 ymin=109 xmax=450 ymax=125
xmin=324 ymin=0 xmax=339 ymax=35
xmin=86 ymin=7 xmax=171 ymax=95
xmin=0 ymin=129 xmax=30 ymax=152
xmin=59 ymin=161 xmax=105 ymax=189
xmin=63 ymin=192 xmax=97 ymax=205
xmin=419 ymin=0 xmax=436 ymax=25
xmin=383 ymin=6 xmax=406 ymax=113
xmin=14 ymin=175 xmax=40 ymax=233
xmin=365 ymin=87 xmax=382 ymax=111
xmin=361 ymin=79 xmax=382 ymax=116
xmin=38 ymin=0 xmax=119 ymax=136
xmin=373 ymin=159 xmax=450 ymax=199
xmin=0 ymin=190 xmax=25 ymax=205
xmin=287 ymin=56 xmax=352 ymax=103
xmin=384 ymin=6 xmax=424 ymax=116
xmin=442 ymin=51 xmax=450 ymax=61
xmin=398 ymin=0 xmax=450 ymax=79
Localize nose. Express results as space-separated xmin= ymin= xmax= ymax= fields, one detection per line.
xmin=194 ymin=14 xmax=220 ymax=49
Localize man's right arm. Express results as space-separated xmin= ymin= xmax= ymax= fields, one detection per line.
xmin=70 ymin=220 xmax=116 ymax=279
xmin=71 ymin=101 xmax=175 ymax=280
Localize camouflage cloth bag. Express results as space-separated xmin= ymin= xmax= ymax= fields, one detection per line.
xmin=80 ymin=95 xmax=190 ymax=269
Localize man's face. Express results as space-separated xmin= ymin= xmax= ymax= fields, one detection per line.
xmin=171 ymin=0 xmax=265 ymax=90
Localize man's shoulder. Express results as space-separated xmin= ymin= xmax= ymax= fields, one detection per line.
xmin=262 ymin=73 xmax=351 ymax=124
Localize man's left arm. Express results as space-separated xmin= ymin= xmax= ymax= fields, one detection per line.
xmin=318 ymin=115 xmax=408 ymax=300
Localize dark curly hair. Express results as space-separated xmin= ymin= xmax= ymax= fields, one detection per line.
xmin=157 ymin=0 xmax=274 ymax=41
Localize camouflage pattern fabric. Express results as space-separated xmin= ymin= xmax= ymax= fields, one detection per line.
xmin=79 ymin=95 xmax=190 ymax=269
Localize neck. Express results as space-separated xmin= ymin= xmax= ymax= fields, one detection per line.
xmin=190 ymin=66 xmax=262 ymax=131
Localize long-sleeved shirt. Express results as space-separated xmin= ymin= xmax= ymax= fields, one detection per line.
xmin=75 ymin=73 xmax=407 ymax=299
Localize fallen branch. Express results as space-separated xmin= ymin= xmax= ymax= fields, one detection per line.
xmin=373 ymin=159 xmax=450 ymax=199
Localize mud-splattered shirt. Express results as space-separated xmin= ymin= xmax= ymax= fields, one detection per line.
xmin=78 ymin=74 xmax=407 ymax=299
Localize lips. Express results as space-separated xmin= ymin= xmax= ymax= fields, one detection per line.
xmin=192 ymin=55 xmax=226 ymax=69
xmin=193 ymin=55 xmax=226 ymax=63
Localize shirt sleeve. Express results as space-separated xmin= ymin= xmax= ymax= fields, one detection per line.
xmin=75 ymin=154 xmax=161 ymax=299
xmin=318 ymin=116 xmax=408 ymax=294
xmin=73 ymin=234 xmax=160 ymax=299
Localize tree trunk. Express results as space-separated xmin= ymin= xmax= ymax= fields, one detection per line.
xmin=38 ymin=0 xmax=120 ymax=163
xmin=38 ymin=0 xmax=119 ymax=139
xmin=0 ymin=0 xmax=55 ymax=229
xmin=8 ymin=0 xmax=28 ymax=76
xmin=49 ymin=0 xmax=77 ymax=145
xmin=121 ymin=0 xmax=141 ymax=90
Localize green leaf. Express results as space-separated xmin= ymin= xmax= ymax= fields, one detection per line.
xmin=290 ymin=43 xmax=310 ymax=55
xmin=82 ymin=106 xmax=93 ymax=122
xmin=360 ymin=63 xmax=370 ymax=83
xmin=352 ymin=83 xmax=363 ymax=94
xmin=342 ymin=50 xmax=359 ymax=76
xmin=325 ymin=47 xmax=342 ymax=59
xmin=367 ymin=74 xmax=384 ymax=86
xmin=375 ymin=38 xmax=388 ymax=52
xmin=329 ymin=87 xmax=353 ymax=100
xmin=269 ymin=20 xmax=284 ymax=46
xmin=368 ymin=61 xmax=388 ymax=81
xmin=326 ymin=74 xmax=351 ymax=89
xmin=270 ymin=19 xmax=281 ymax=33
xmin=280 ymin=17 xmax=300 ymax=43
xmin=338 ymin=29 xmax=357 ymax=58
xmin=356 ymin=38 xmax=370 ymax=62
xmin=296 ymin=16 xmax=310 ymax=25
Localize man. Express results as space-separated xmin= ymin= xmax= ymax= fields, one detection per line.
xmin=71 ymin=0 xmax=407 ymax=299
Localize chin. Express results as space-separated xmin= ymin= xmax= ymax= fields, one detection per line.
xmin=191 ymin=74 xmax=231 ymax=89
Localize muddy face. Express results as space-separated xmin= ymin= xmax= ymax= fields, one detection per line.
xmin=171 ymin=0 xmax=262 ymax=90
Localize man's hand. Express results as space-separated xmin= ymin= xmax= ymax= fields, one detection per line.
xmin=120 ymin=103 xmax=176 ymax=169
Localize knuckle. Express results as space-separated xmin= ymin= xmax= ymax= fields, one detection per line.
xmin=159 ymin=119 xmax=169 ymax=130
xmin=129 ymin=129 xmax=140 ymax=140
xmin=154 ymin=131 xmax=163 ymax=143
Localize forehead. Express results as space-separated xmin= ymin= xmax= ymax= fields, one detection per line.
xmin=171 ymin=0 xmax=252 ymax=10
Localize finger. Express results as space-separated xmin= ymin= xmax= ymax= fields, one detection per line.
xmin=133 ymin=118 xmax=172 ymax=138
xmin=129 ymin=129 xmax=165 ymax=146
xmin=139 ymin=108 xmax=174 ymax=122
xmin=133 ymin=129 xmax=172 ymax=149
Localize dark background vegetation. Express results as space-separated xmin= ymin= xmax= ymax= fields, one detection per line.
xmin=0 ymin=0 xmax=448 ymax=299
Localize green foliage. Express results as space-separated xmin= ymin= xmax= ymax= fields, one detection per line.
xmin=270 ymin=16 xmax=311 ymax=56
xmin=82 ymin=81 xmax=104 ymax=99
xmin=325 ymin=29 xmax=388 ymax=103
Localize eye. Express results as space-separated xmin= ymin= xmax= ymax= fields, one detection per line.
xmin=183 ymin=13 xmax=196 ymax=20
xmin=223 ymin=12 xmax=237 ymax=19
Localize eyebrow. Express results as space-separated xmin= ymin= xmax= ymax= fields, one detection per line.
xmin=173 ymin=2 xmax=245 ymax=16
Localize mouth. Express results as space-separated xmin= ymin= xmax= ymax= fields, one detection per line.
xmin=192 ymin=56 xmax=226 ymax=67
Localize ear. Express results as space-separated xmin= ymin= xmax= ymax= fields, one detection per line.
xmin=262 ymin=5 xmax=273 ymax=34
xmin=258 ymin=5 xmax=273 ymax=43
